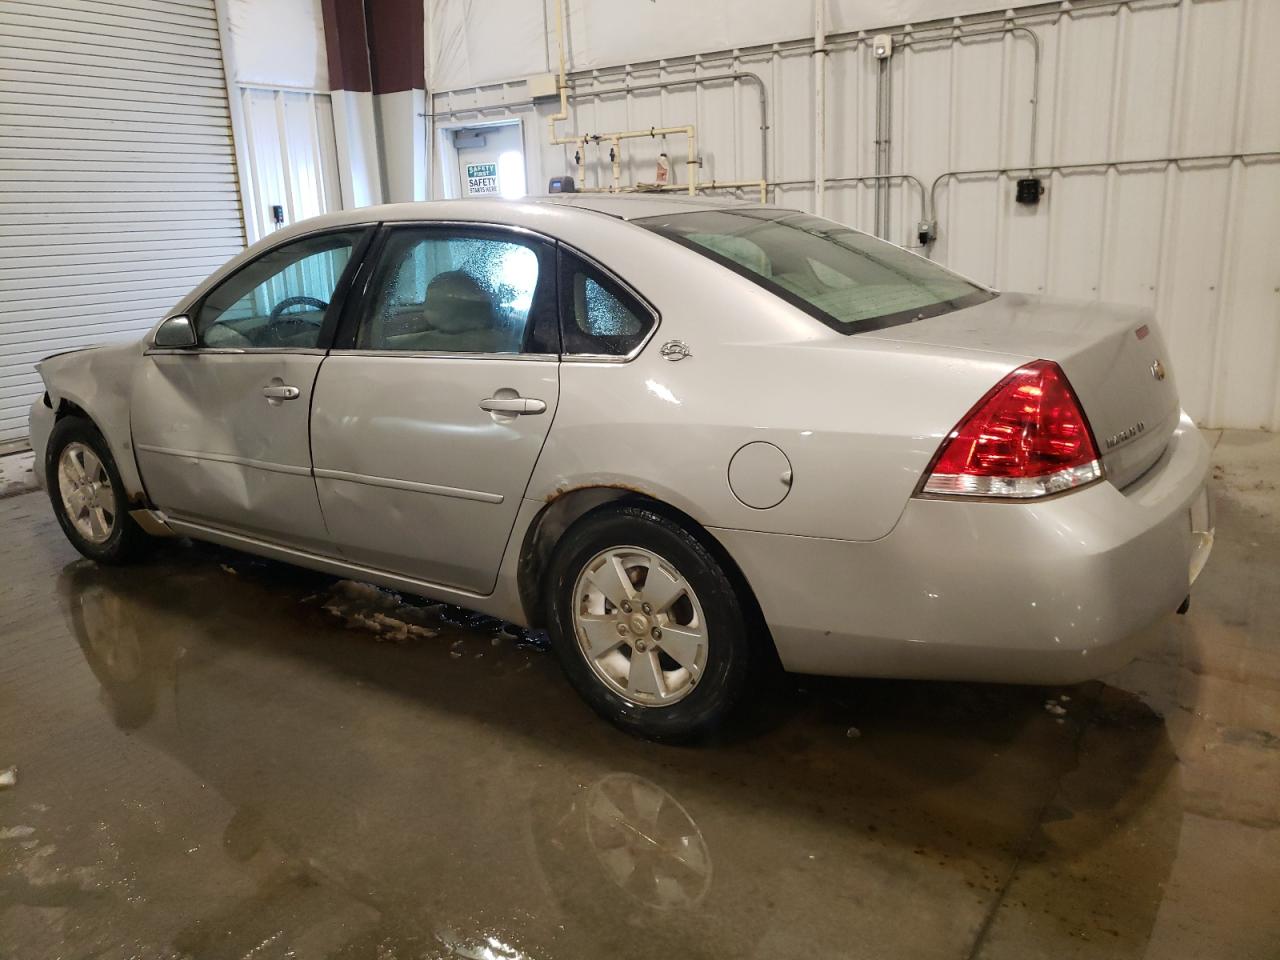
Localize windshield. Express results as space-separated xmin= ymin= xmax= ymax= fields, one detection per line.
xmin=636 ymin=208 xmax=994 ymax=333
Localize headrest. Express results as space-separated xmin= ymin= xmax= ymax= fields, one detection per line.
xmin=423 ymin=270 xmax=495 ymax=333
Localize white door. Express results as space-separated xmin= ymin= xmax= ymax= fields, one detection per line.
xmin=0 ymin=0 xmax=245 ymax=446
xmin=453 ymin=123 xmax=526 ymax=199
xmin=237 ymin=88 xmax=343 ymax=239
xmin=310 ymin=224 xmax=559 ymax=594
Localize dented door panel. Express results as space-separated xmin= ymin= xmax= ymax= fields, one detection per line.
xmin=131 ymin=353 xmax=331 ymax=553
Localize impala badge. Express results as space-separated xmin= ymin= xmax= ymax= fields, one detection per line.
xmin=660 ymin=340 xmax=691 ymax=361
xmin=1150 ymin=359 xmax=1166 ymax=381
xmin=1106 ymin=421 xmax=1146 ymax=449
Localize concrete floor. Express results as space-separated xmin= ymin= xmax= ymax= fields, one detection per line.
xmin=1 ymin=430 xmax=1277 ymax=960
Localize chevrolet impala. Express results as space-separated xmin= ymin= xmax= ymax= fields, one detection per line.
xmin=28 ymin=196 xmax=1215 ymax=739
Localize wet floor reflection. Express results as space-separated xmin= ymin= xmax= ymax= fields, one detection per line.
xmin=15 ymin=535 xmax=1191 ymax=960
xmin=582 ymin=773 xmax=712 ymax=910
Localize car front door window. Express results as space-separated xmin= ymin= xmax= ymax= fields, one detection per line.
xmin=196 ymin=231 xmax=364 ymax=349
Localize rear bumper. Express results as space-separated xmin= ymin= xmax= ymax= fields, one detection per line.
xmin=714 ymin=413 xmax=1214 ymax=684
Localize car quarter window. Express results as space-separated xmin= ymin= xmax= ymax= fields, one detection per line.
xmin=195 ymin=230 xmax=365 ymax=349
xmin=356 ymin=229 xmax=555 ymax=354
xmin=558 ymin=251 xmax=655 ymax=357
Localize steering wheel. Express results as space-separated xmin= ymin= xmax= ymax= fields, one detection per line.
xmin=266 ymin=295 xmax=328 ymax=345
xmin=268 ymin=295 xmax=328 ymax=323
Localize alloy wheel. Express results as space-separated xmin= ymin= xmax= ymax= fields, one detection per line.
xmin=57 ymin=442 xmax=117 ymax=545
xmin=571 ymin=545 xmax=709 ymax=706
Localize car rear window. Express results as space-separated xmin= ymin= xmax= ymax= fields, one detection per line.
xmin=636 ymin=209 xmax=994 ymax=333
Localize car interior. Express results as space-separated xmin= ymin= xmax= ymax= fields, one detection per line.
xmin=360 ymin=269 xmax=524 ymax=354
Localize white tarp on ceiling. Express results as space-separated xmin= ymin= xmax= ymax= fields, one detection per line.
xmin=225 ymin=0 xmax=330 ymax=89
xmin=428 ymin=0 xmax=1048 ymax=91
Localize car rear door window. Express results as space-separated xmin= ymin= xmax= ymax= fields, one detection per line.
xmin=559 ymin=251 xmax=655 ymax=357
xmin=356 ymin=229 xmax=555 ymax=354
xmin=196 ymin=231 xmax=365 ymax=349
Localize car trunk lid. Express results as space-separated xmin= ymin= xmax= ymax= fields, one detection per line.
xmin=859 ymin=293 xmax=1180 ymax=489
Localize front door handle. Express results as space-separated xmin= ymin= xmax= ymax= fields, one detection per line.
xmin=479 ymin=396 xmax=547 ymax=415
xmin=262 ymin=384 xmax=301 ymax=401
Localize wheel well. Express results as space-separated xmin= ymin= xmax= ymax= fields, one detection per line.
xmin=54 ymin=398 xmax=91 ymax=422
xmin=45 ymin=399 xmax=99 ymax=463
xmin=516 ymin=488 xmax=777 ymax=661
xmin=46 ymin=401 xmax=151 ymax=510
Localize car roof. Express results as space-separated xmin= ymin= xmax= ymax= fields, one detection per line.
xmin=530 ymin=193 xmax=782 ymax=220
xmin=290 ymin=194 xmax=787 ymax=232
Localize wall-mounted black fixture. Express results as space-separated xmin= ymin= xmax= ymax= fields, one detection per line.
xmin=271 ymin=204 xmax=285 ymax=225
xmin=1016 ymin=178 xmax=1044 ymax=205
xmin=548 ymin=176 xmax=576 ymax=194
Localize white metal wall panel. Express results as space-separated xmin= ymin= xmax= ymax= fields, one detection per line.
xmin=238 ymin=87 xmax=341 ymax=243
xmin=0 ymin=0 xmax=245 ymax=444
xmin=432 ymin=0 xmax=1279 ymax=429
xmin=427 ymin=0 xmax=1056 ymax=91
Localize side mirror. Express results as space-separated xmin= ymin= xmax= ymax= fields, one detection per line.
xmin=153 ymin=315 xmax=197 ymax=349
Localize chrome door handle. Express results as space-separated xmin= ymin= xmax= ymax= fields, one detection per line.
xmin=479 ymin=396 xmax=547 ymax=415
xmin=262 ymin=384 xmax=300 ymax=401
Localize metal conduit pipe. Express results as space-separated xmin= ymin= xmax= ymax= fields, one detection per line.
xmin=773 ymin=174 xmax=928 ymax=242
xmin=884 ymin=58 xmax=895 ymax=238
xmin=927 ymin=151 xmax=1280 ymax=227
xmin=873 ymin=52 xmax=892 ymax=238
xmin=886 ymin=24 xmax=1042 ymax=169
xmin=813 ymin=0 xmax=827 ymax=216
xmin=835 ymin=23 xmax=1041 ymax=233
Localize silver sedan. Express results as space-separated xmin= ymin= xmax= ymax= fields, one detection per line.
xmin=28 ymin=196 xmax=1215 ymax=740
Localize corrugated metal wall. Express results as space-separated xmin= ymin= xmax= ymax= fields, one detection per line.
xmin=237 ymin=86 xmax=343 ymax=243
xmin=432 ymin=0 xmax=1280 ymax=430
xmin=0 ymin=0 xmax=246 ymax=445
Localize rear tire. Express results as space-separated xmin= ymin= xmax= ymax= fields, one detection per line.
xmin=546 ymin=504 xmax=755 ymax=742
xmin=46 ymin=416 xmax=152 ymax=565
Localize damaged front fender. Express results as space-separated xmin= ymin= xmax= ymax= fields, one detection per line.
xmin=35 ymin=340 xmax=151 ymax=507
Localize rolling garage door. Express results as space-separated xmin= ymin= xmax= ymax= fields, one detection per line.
xmin=0 ymin=0 xmax=245 ymax=445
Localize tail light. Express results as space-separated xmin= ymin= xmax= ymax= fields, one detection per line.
xmin=921 ymin=360 xmax=1102 ymax=498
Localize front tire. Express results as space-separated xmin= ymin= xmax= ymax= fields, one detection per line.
xmin=546 ymin=504 xmax=755 ymax=742
xmin=46 ymin=416 xmax=152 ymax=564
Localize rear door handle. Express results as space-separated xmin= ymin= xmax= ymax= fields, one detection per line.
xmin=479 ymin=396 xmax=546 ymax=415
xmin=262 ymin=384 xmax=301 ymax=401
